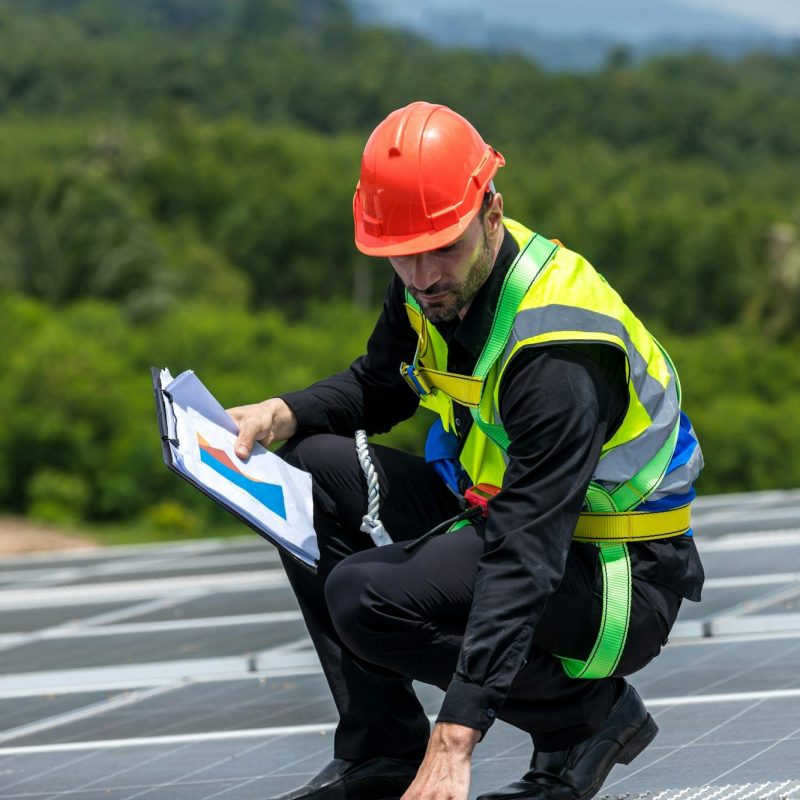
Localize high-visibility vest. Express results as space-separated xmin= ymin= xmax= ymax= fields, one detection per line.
xmin=399 ymin=217 xmax=703 ymax=678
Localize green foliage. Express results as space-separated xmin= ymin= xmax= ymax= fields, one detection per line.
xmin=27 ymin=468 xmax=90 ymax=524
xmin=137 ymin=115 xmax=366 ymax=312
xmin=0 ymin=161 xmax=168 ymax=316
xmin=3 ymin=115 xmax=794 ymax=332
xmin=2 ymin=289 xmax=798 ymax=531
xmin=143 ymin=500 xmax=200 ymax=536
xmin=2 ymin=0 xmax=800 ymax=166
xmin=493 ymin=141 xmax=789 ymax=334
xmin=0 ymin=293 xmax=396 ymax=526
xmin=0 ymin=298 xmax=142 ymax=518
xmin=0 ymin=0 xmax=798 ymax=533
xmin=663 ymin=329 xmax=800 ymax=493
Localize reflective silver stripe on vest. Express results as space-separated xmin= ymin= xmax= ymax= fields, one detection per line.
xmin=489 ymin=400 xmax=511 ymax=467
xmin=647 ymin=423 xmax=705 ymax=502
xmin=502 ymin=305 xmax=684 ymax=491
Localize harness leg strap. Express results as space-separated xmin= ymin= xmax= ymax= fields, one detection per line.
xmin=560 ymin=542 xmax=632 ymax=680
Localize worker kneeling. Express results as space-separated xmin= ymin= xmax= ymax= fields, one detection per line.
xmin=228 ymin=102 xmax=704 ymax=800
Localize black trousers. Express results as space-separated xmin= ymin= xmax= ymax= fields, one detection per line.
xmin=278 ymin=434 xmax=680 ymax=759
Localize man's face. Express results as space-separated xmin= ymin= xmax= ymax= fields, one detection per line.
xmin=388 ymin=211 xmax=496 ymax=324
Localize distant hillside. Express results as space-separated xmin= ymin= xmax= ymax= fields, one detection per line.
xmin=350 ymin=0 xmax=795 ymax=70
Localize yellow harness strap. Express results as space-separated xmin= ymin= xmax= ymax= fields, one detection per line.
xmin=402 ymin=303 xmax=484 ymax=407
xmin=574 ymin=504 xmax=691 ymax=543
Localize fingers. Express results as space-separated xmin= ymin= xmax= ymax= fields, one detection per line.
xmin=229 ymin=404 xmax=272 ymax=460
xmin=234 ymin=424 xmax=257 ymax=460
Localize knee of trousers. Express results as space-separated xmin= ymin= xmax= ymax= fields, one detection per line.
xmin=324 ymin=556 xmax=408 ymax=666
xmin=278 ymin=433 xmax=356 ymax=478
xmin=278 ymin=433 xmax=365 ymax=529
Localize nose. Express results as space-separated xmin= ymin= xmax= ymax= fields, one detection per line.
xmin=409 ymin=255 xmax=441 ymax=292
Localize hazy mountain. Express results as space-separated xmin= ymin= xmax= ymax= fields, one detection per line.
xmin=349 ymin=0 xmax=797 ymax=70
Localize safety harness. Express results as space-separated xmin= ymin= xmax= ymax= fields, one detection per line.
xmin=398 ymin=232 xmax=691 ymax=680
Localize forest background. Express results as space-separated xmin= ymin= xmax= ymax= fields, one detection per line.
xmin=1 ymin=0 xmax=799 ymax=542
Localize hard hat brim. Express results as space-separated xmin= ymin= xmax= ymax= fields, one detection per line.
xmin=353 ymin=191 xmax=480 ymax=258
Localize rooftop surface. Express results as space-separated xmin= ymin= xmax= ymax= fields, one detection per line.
xmin=2 ymin=490 xmax=800 ymax=799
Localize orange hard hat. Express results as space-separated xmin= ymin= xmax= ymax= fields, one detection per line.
xmin=353 ymin=102 xmax=505 ymax=257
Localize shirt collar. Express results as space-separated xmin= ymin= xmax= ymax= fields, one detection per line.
xmin=434 ymin=224 xmax=520 ymax=361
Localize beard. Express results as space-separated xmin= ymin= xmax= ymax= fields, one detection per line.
xmin=410 ymin=231 xmax=494 ymax=324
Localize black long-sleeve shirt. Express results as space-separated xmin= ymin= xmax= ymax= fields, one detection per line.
xmin=282 ymin=228 xmax=704 ymax=733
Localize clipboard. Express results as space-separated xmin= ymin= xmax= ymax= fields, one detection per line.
xmin=151 ymin=367 xmax=318 ymax=573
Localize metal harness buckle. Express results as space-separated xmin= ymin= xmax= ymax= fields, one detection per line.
xmin=400 ymin=362 xmax=431 ymax=397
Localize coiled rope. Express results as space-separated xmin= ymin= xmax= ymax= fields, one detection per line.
xmin=355 ymin=430 xmax=392 ymax=546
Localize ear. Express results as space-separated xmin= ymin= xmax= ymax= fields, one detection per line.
xmin=485 ymin=193 xmax=504 ymax=240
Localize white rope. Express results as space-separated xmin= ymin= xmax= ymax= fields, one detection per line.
xmin=355 ymin=430 xmax=392 ymax=546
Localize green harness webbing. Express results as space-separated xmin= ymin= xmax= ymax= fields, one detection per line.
xmin=405 ymin=232 xmax=683 ymax=680
xmin=565 ymin=345 xmax=682 ymax=679
xmin=468 ymin=233 xmax=559 ymax=452
xmin=561 ymin=542 xmax=632 ymax=679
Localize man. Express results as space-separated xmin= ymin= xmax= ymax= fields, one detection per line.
xmin=229 ymin=101 xmax=704 ymax=800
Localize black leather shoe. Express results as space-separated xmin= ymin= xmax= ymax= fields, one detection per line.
xmin=476 ymin=683 xmax=657 ymax=800
xmin=268 ymin=754 xmax=422 ymax=800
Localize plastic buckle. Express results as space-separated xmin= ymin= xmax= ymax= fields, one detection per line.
xmin=400 ymin=362 xmax=431 ymax=397
xmin=464 ymin=483 xmax=500 ymax=516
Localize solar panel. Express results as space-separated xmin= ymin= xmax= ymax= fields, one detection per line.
xmin=0 ymin=491 xmax=798 ymax=798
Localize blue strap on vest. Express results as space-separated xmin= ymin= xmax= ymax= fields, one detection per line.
xmin=424 ymin=420 xmax=468 ymax=495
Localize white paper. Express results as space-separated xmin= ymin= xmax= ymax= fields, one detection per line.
xmin=159 ymin=369 xmax=318 ymax=567
xmin=162 ymin=368 xmax=238 ymax=434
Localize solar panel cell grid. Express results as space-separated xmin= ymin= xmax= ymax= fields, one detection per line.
xmin=0 ymin=492 xmax=799 ymax=797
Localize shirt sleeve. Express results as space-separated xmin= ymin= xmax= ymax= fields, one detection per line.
xmin=280 ymin=275 xmax=421 ymax=436
xmin=436 ymin=345 xmax=625 ymax=733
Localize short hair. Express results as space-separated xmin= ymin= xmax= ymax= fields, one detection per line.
xmin=479 ymin=190 xmax=494 ymax=219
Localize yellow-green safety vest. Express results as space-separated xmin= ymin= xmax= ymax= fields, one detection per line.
xmin=399 ymin=218 xmax=701 ymax=679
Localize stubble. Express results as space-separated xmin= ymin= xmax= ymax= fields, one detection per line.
xmin=414 ymin=230 xmax=494 ymax=324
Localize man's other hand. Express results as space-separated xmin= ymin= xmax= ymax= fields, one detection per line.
xmin=401 ymin=722 xmax=479 ymax=800
xmin=227 ymin=398 xmax=298 ymax=459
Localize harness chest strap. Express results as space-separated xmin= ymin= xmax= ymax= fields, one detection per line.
xmin=401 ymin=232 xmax=560 ymax=410
xmin=401 ymin=307 xmax=483 ymax=407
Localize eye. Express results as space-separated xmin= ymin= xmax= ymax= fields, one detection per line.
xmin=435 ymin=242 xmax=459 ymax=255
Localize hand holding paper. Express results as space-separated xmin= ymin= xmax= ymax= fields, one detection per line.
xmin=227 ymin=398 xmax=298 ymax=459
